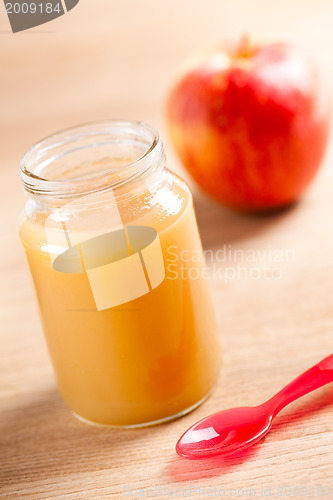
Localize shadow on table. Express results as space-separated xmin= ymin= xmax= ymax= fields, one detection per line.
xmin=0 ymin=388 xmax=162 ymax=487
xmin=166 ymin=446 xmax=259 ymax=483
xmin=193 ymin=193 xmax=300 ymax=249
xmin=166 ymin=384 xmax=333 ymax=482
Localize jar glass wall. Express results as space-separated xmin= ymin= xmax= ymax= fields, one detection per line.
xmin=18 ymin=120 xmax=221 ymax=427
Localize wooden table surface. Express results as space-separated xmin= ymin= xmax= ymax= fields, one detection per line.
xmin=1 ymin=1 xmax=333 ymax=498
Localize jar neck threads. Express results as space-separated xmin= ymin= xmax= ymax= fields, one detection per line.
xmin=20 ymin=120 xmax=166 ymax=201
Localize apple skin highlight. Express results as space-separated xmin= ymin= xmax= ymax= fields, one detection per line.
xmin=167 ymin=41 xmax=331 ymax=212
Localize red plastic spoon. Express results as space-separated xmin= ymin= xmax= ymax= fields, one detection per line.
xmin=176 ymin=354 xmax=333 ymax=459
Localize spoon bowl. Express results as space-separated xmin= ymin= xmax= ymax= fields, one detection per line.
xmin=177 ymin=405 xmax=273 ymax=459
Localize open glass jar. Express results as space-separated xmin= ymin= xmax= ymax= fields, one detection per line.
xmin=18 ymin=120 xmax=221 ymax=427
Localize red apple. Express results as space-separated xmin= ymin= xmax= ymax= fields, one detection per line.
xmin=167 ymin=38 xmax=330 ymax=211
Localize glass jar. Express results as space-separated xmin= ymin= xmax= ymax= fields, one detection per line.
xmin=18 ymin=120 xmax=221 ymax=427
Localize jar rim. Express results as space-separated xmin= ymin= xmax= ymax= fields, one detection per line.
xmin=20 ymin=120 xmax=165 ymax=199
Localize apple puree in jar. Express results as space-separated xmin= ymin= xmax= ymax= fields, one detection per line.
xmin=18 ymin=121 xmax=221 ymax=427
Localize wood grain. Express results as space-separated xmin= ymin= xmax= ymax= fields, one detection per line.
xmin=1 ymin=1 xmax=332 ymax=498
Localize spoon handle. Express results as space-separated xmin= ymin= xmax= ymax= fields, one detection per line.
xmin=266 ymin=353 xmax=333 ymax=416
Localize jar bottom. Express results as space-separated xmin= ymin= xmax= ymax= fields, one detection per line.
xmin=71 ymin=389 xmax=215 ymax=429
